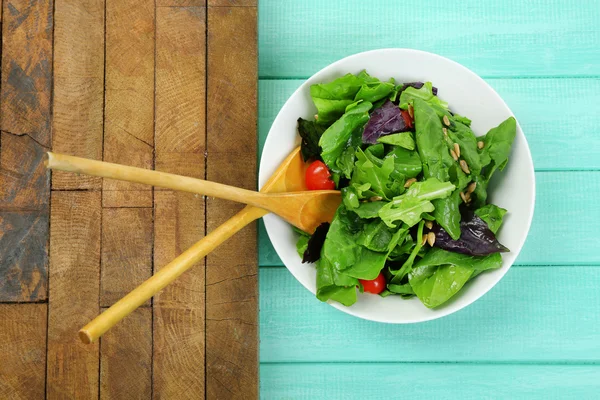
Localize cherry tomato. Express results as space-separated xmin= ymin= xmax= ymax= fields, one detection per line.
xmin=305 ymin=160 xmax=335 ymax=190
xmin=400 ymin=109 xmax=413 ymax=128
xmin=359 ymin=272 xmax=386 ymax=294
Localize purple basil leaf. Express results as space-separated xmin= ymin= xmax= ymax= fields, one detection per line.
xmin=302 ymin=222 xmax=330 ymax=263
xmin=362 ymin=100 xmax=410 ymax=144
xmin=398 ymin=82 xmax=438 ymax=96
xmin=431 ymin=213 xmax=509 ymax=256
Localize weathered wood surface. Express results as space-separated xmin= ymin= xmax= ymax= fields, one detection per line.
xmin=0 ymin=0 xmax=258 ymax=398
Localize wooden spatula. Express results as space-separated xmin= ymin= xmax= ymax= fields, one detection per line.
xmin=45 ymin=151 xmax=340 ymax=234
xmin=45 ymin=148 xmax=339 ymax=343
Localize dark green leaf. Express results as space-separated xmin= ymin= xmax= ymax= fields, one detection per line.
xmin=297 ymin=118 xmax=325 ymax=162
xmin=377 ymin=132 xmax=415 ymax=150
xmin=475 ymin=204 xmax=508 ymax=234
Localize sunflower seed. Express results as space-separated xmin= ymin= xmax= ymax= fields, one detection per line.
xmin=442 ymin=127 xmax=448 ymax=136
xmin=467 ymin=182 xmax=477 ymax=194
xmin=425 ymin=221 xmax=433 ymax=230
xmin=454 ymin=143 xmax=461 ymax=158
xmin=450 ymin=149 xmax=458 ymax=161
xmin=443 ymin=115 xmax=450 ymax=126
xmin=314 ymin=114 xmax=319 ymax=120
xmin=460 ymin=159 xmax=470 ymax=174
xmin=477 ymin=141 xmax=484 ymax=149
xmin=460 ymin=191 xmax=468 ymax=203
xmin=408 ymin=104 xmax=414 ymax=119
xmin=422 ymin=234 xmax=428 ymax=246
xmin=404 ymin=178 xmax=417 ymax=188
xmin=464 ymin=192 xmax=471 ymax=202
xmin=427 ymin=232 xmax=436 ymax=246
xmin=369 ymin=196 xmax=383 ymax=202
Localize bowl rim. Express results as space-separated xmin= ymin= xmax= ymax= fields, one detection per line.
xmin=259 ymin=48 xmax=536 ymax=323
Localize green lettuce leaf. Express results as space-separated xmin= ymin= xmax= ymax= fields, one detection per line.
xmin=475 ymin=204 xmax=508 ymax=234
xmin=377 ymin=131 xmax=415 ymax=150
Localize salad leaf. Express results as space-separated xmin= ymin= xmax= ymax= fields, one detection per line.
xmin=413 ymin=98 xmax=449 ymax=182
xmin=362 ymin=100 xmax=410 ymax=144
xmin=316 ymin=257 xmax=358 ymax=306
xmin=470 ymin=174 xmax=488 ymax=208
xmin=432 ymin=213 xmax=509 ymax=256
xmin=354 ymin=80 xmax=395 ymax=104
xmin=337 ymin=146 xmax=356 ymax=179
xmin=399 ymin=82 xmax=448 ymax=110
xmin=448 ymin=121 xmax=482 ymax=174
xmin=414 ymin=247 xmax=503 ymax=271
xmin=384 ymin=147 xmax=422 ymax=178
xmin=350 ymin=148 xmax=398 ymax=200
xmin=390 ymin=221 xmax=424 ymax=283
xmin=353 ymin=200 xmax=385 ymax=219
xmin=475 ymin=204 xmax=507 ymax=234
xmin=432 ymin=190 xmax=462 ymax=240
xmin=480 ymin=116 xmax=517 ymax=172
xmin=397 ymin=81 xmax=438 ymax=96
xmin=297 ymin=118 xmax=325 ymax=161
xmin=358 ymin=220 xmax=402 ymax=252
xmin=296 ymin=235 xmax=309 ymax=258
xmin=342 ymin=246 xmax=389 ymax=280
xmin=319 ymin=101 xmax=372 ymax=170
xmin=387 ymin=283 xmax=415 ymax=296
xmin=377 ymin=131 xmax=415 ymax=150
xmin=310 ymin=73 xmax=365 ymax=126
xmin=302 ymin=222 xmax=330 ymax=263
xmin=379 ymin=178 xmax=455 ymax=228
xmin=409 ymin=263 xmax=473 ymax=308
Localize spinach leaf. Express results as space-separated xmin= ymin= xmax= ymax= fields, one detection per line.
xmin=452 ymin=114 xmax=472 ymax=126
xmin=388 ymin=283 xmax=415 ymax=296
xmin=475 ymin=204 xmax=507 ymax=234
xmin=409 ymin=263 xmax=473 ymax=308
xmin=448 ymin=121 xmax=482 ymax=174
xmin=414 ymin=247 xmax=503 ymax=271
xmin=310 ymin=73 xmax=365 ymax=126
xmin=316 ymin=257 xmax=358 ymax=306
xmin=480 ymin=116 xmax=517 ymax=172
xmin=377 ymin=132 xmax=415 ymax=150
xmin=432 ymin=190 xmax=462 ymax=240
xmin=354 ymin=80 xmax=395 ymax=104
xmin=470 ymin=174 xmax=488 ymax=208
xmin=337 ymin=145 xmax=356 ymax=179
xmin=413 ymin=98 xmax=449 ymax=182
xmin=379 ymin=178 xmax=455 ymax=228
xmin=353 ymin=200 xmax=385 ymax=219
xmin=342 ymin=246 xmax=389 ymax=280
xmin=399 ymin=82 xmax=448 ymax=110
xmin=321 ymin=206 xmax=363 ymax=271
xmin=297 ymin=118 xmax=325 ymax=161
xmin=384 ymin=147 xmax=422 ymax=178
xmin=296 ymin=235 xmax=309 ymax=258
xmin=319 ymin=101 xmax=372 ymax=170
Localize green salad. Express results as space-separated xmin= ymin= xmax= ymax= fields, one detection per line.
xmin=295 ymin=71 xmax=516 ymax=309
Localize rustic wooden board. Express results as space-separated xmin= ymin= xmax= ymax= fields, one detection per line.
xmin=0 ymin=0 xmax=259 ymax=397
xmin=206 ymin=5 xmax=258 ymax=399
xmin=0 ymin=304 xmax=47 ymax=399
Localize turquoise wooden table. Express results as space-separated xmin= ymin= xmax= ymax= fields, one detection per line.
xmin=257 ymin=1 xmax=600 ymax=398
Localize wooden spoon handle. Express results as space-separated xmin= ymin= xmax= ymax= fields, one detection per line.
xmin=45 ymin=152 xmax=265 ymax=206
xmin=79 ymin=205 xmax=267 ymax=344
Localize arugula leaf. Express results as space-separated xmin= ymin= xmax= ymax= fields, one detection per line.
xmin=390 ymin=221 xmax=424 ymax=283
xmin=316 ymin=257 xmax=358 ymax=306
xmin=475 ymin=204 xmax=507 ymax=234
xmin=319 ymin=101 xmax=372 ymax=170
xmin=377 ymin=132 xmax=415 ymax=150
xmin=399 ymin=82 xmax=448 ymax=110
xmin=378 ymin=178 xmax=455 ymax=228
xmin=350 ymin=148 xmax=398 ymax=200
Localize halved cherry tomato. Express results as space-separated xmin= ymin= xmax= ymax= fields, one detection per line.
xmin=400 ymin=109 xmax=413 ymax=128
xmin=305 ymin=160 xmax=335 ymax=190
xmin=359 ymin=272 xmax=386 ymax=294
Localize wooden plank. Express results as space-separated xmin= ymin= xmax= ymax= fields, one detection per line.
xmin=0 ymin=304 xmax=47 ymax=399
xmin=257 ymin=78 xmax=600 ymax=171
xmin=52 ymin=0 xmax=104 ymax=190
xmin=103 ymin=0 xmax=154 ymax=207
xmin=47 ymin=191 xmax=101 ymax=399
xmin=208 ymin=0 xmax=256 ymax=7
xmin=156 ymin=0 xmax=204 ymax=6
xmin=100 ymin=307 xmax=152 ymax=400
xmin=153 ymin=5 xmax=206 ymax=397
xmin=100 ymin=208 xmax=153 ymax=306
xmin=206 ymin=6 xmax=258 ymax=399
xmin=260 ymin=266 xmax=600 ymax=363
xmin=261 ymin=364 xmax=600 ymax=399
xmin=0 ymin=0 xmax=53 ymax=148
xmin=258 ymin=0 xmax=600 ymax=78
xmin=0 ymin=210 xmax=48 ymax=301
xmin=155 ymin=4 xmax=205 ymax=154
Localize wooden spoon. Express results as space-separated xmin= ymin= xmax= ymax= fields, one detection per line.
xmin=45 ymin=151 xmax=340 ymax=234
xmin=66 ymin=148 xmax=340 ymax=343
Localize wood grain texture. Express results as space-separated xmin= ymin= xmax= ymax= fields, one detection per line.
xmin=52 ymin=0 xmax=104 ymax=190
xmin=261 ymin=364 xmax=600 ymax=399
xmin=101 ymin=208 xmax=153 ymax=306
xmin=206 ymin=6 xmax=258 ymax=399
xmin=155 ymin=5 xmax=205 ymax=154
xmin=258 ymin=0 xmax=600 ymax=78
xmin=260 ymin=267 xmax=600 ymax=363
xmin=103 ymin=0 xmax=154 ymax=207
xmin=47 ymin=191 xmax=101 ymax=399
xmin=0 ymin=304 xmax=47 ymax=399
xmin=0 ymin=211 xmax=48 ymax=301
xmin=100 ymin=307 xmax=152 ymax=400
xmin=0 ymin=0 xmax=53 ymax=147
xmin=153 ymin=6 xmax=206 ymax=395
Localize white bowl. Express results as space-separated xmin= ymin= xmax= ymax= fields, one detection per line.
xmin=259 ymin=49 xmax=535 ymax=323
